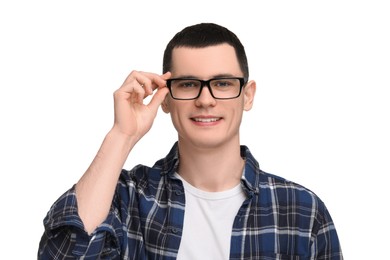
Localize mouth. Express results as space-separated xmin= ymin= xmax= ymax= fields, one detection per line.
xmin=191 ymin=117 xmax=222 ymax=123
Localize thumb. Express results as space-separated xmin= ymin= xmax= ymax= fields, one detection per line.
xmin=148 ymin=87 xmax=169 ymax=111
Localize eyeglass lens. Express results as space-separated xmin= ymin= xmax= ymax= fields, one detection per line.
xmin=169 ymin=78 xmax=242 ymax=100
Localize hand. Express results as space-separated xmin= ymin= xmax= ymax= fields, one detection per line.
xmin=112 ymin=70 xmax=171 ymax=140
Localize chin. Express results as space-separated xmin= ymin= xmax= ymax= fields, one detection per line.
xmin=191 ymin=137 xmax=230 ymax=150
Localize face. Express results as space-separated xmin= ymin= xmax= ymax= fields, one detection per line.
xmin=162 ymin=43 xmax=256 ymax=149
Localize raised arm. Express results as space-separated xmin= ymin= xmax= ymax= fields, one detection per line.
xmin=75 ymin=71 xmax=170 ymax=234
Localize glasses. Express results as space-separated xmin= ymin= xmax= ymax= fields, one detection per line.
xmin=166 ymin=77 xmax=247 ymax=100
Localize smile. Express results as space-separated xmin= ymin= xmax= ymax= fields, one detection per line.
xmin=192 ymin=117 xmax=221 ymax=123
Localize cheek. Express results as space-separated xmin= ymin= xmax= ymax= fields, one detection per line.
xmin=232 ymin=101 xmax=245 ymax=125
xmin=224 ymin=102 xmax=244 ymax=124
xmin=233 ymin=109 xmax=244 ymax=126
xmin=167 ymin=104 xmax=186 ymax=127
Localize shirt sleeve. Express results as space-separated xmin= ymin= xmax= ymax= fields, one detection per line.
xmin=37 ymin=185 xmax=121 ymax=259
xmin=310 ymin=202 xmax=344 ymax=260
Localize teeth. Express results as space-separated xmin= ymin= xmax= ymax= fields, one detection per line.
xmin=193 ymin=118 xmax=219 ymax=122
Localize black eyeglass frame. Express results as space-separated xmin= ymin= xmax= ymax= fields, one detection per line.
xmin=166 ymin=77 xmax=248 ymax=100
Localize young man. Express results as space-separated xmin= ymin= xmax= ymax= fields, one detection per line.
xmin=38 ymin=23 xmax=343 ymax=259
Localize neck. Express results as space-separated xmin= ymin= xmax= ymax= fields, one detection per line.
xmin=177 ymin=140 xmax=244 ymax=192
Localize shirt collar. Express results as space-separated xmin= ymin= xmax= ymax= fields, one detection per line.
xmin=155 ymin=142 xmax=261 ymax=195
xmin=240 ymin=145 xmax=261 ymax=195
xmin=153 ymin=142 xmax=180 ymax=175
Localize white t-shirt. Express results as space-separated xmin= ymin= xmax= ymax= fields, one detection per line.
xmin=175 ymin=173 xmax=246 ymax=260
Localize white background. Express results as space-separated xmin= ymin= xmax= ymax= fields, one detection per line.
xmin=1 ymin=1 xmax=389 ymax=259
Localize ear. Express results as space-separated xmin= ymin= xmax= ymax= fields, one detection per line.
xmin=243 ymin=80 xmax=256 ymax=111
xmin=161 ymin=96 xmax=170 ymax=114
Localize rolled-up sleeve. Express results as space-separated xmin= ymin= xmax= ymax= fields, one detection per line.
xmin=38 ymin=185 xmax=121 ymax=259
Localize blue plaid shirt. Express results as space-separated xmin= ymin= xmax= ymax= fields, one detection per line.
xmin=38 ymin=143 xmax=343 ymax=259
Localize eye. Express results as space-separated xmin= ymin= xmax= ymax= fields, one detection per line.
xmin=212 ymin=79 xmax=235 ymax=88
xmin=176 ymin=80 xmax=200 ymax=89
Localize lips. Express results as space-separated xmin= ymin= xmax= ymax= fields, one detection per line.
xmin=191 ymin=117 xmax=221 ymax=123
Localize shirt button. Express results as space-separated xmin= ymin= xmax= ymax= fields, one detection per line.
xmin=175 ymin=190 xmax=183 ymax=196
xmin=171 ymin=228 xmax=179 ymax=234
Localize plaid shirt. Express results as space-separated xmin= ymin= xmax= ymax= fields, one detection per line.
xmin=38 ymin=143 xmax=343 ymax=259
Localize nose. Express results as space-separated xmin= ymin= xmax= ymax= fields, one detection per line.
xmin=195 ymin=85 xmax=217 ymax=107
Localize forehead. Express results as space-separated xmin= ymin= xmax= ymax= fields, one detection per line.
xmin=170 ymin=43 xmax=242 ymax=78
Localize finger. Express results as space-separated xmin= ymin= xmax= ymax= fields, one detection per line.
xmin=120 ymin=71 xmax=170 ymax=100
xmin=139 ymin=79 xmax=153 ymax=96
xmin=124 ymin=71 xmax=153 ymax=95
xmin=119 ymin=80 xmax=146 ymax=100
xmin=148 ymin=87 xmax=169 ymax=111
xmin=161 ymin=71 xmax=172 ymax=81
xmin=140 ymin=71 xmax=171 ymax=91
xmin=118 ymin=72 xmax=153 ymax=103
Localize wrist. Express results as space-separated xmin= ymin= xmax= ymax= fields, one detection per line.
xmin=107 ymin=127 xmax=138 ymax=151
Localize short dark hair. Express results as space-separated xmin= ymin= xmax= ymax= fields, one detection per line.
xmin=163 ymin=23 xmax=249 ymax=79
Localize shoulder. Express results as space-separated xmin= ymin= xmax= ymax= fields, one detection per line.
xmin=241 ymin=145 xmax=326 ymax=212
xmin=118 ymin=164 xmax=165 ymax=190
xmin=258 ymin=170 xmax=330 ymax=221
xmin=118 ymin=142 xmax=180 ymax=189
